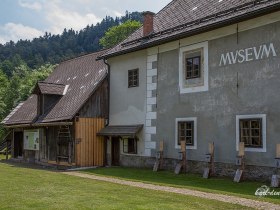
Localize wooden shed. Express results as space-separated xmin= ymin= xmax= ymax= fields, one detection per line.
xmin=1 ymin=50 xmax=109 ymax=168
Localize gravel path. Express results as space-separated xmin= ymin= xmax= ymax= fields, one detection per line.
xmin=63 ymin=171 xmax=280 ymax=210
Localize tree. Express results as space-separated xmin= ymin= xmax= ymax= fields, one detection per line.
xmin=99 ymin=20 xmax=141 ymax=49
xmin=0 ymin=69 xmax=8 ymax=119
xmin=4 ymin=63 xmax=55 ymax=115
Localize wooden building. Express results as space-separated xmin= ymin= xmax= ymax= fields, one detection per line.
xmin=1 ymin=50 xmax=109 ymax=168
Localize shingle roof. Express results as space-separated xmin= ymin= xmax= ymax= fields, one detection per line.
xmin=35 ymin=82 xmax=66 ymax=95
xmin=101 ymin=0 xmax=280 ymax=58
xmin=2 ymin=95 xmax=37 ymax=125
xmin=2 ymin=49 xmax=108 ymax=126
xmin=97 ymin=125 xmax=144 ymax=137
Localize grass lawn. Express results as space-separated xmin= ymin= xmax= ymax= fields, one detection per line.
xmin=83 ymin=167 xmax=280 ymax=205
xmin=0 ymin=162 xmax=251 ymax=210
xmin=0 ymin=154 xmax=10 ymax=160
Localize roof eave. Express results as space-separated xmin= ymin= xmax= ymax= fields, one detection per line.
xmin=4 ymin=121 xmax=73 ymax=128
xmin=100 ymin=4 xmax=280 ymax=59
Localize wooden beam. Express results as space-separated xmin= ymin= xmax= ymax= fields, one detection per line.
xmin=277 ymin=144 xmax=280 ymax=158
xmin=238 ymin=142 xmax=245 ymax=157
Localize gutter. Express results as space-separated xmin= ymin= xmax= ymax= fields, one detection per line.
xmin=4 ymin=121 xmax=73 ymax=129
xmin=102 ymin=58 xmax=111 ymax=126
xmin=100 ymin=3 xmax=280 ymax=59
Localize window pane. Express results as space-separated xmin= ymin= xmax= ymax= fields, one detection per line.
xmin=123 ymin=139 xmax=128 ymax=153
xmin=240 ymin=118 xmax=263 ymax=148
xmin=186 ymin=130 xmax=192 ymax=137
xmin=251 ymin=137 xmax=261 ymax=146
xmin=185 ymin=56 xmax=201 ymax=80
xmin=128 ymin=69 xmax=139 ymax=88
xmin=251 ymin=120 xmax=260 ymax=128
xmin=242 ymin=136 xmax=250 ymax=145
xmin=187 ymin=59 xmax=193 ymax=66
xmin=178 ymin=121 xmax=194 ymax=146
xmin=180 ymin=123 xmax=185 ymax=130
xmin=240 ymin=120 xmax=250 ymax=129
xmin=251 ymin=129 xmax=260 ymax=137
xmin=186 ymin=71 xmax=192 ymax=78
xmin=186 ymin=137 xmax=192 ymax=145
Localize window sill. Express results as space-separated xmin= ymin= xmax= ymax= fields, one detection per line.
xmin=244 ymin=147 xmax=266 ymax=153
xmin=175 ymin=145 xmax=197 ymax=150
xmin=180 ymin=85 xmax=208 ymax=94
xmin=121 ymin=153 xmax=138 ymax=156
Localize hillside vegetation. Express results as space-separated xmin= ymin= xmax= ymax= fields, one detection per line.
xmin=0 ymin=11 xmax=142 ymax=140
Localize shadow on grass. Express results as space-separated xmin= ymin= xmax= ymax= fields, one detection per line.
xmin=0 ymin=159 xmax=57 ymax=172
xmin=83 ymin=167 xmax=280 ymax=204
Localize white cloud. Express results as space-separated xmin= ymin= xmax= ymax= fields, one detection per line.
xmin=44 ymin=1 xmax=102 ymax=34
xmin=0 ymin=23 xmax=43 ymax=44
xmin=18 ymin=0 xmax=42 ymax=11
xmin=113 ymin=11 xmax=123 ymax=17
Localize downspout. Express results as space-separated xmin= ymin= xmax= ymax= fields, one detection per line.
xmin=103 ymin=58 xmax=110 ymax=126
xmin=103 ymin=58 xmax=110 ymax=167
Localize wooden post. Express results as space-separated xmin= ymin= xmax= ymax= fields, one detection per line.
xmin=160 ymin=141 xmax=164 ymax=152
xmin=174 ymin=141 xmax=186 ymax=174
xmin=6 ymin=140 xmax=9 ymax=160
xmin=203 ymin=142 xmax=215 ymax=178
xmin=276 ymin=144 xmax=280 ymax=158
xmin=238 ymin=142 xmax=245 ymax=157
xmin=234 ymin=142 xmax=245 ymax=182
xmin=271 ymin=144 xmax=280 ymax=187
xmin=181 ymin=141 xmax=186 ymax=173
xmin=153 ymin=140 xmax=164 ymax=172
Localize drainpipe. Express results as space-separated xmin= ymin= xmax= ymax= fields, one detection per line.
xmin=103 ymin=58 xmax=110 ymax=167
xmin=103 ymin=58 xmax=110 ymax=126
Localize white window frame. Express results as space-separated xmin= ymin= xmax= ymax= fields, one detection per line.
xmin=236 ymin=114 xmax=267 ymax=153
xmin=179 ymin=41 xmax=209 ymax=94
xmin=175 ymin=117 xmax=197 ymax=150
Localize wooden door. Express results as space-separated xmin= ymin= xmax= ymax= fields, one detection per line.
xmin=111 ymin=138 xmax=120 ymax=166
xmin=75 ymin=118 xmax=105 ymax=167
xmin=14 ymin=131 xmax=23 ymax=158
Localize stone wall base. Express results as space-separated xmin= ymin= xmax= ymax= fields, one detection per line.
xmin=120 ymin=155 xmax=275 ymax=181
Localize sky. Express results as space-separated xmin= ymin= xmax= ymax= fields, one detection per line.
xmin=0 ymin=0 xmax=171 ymax=44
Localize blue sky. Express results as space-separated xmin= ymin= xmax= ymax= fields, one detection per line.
xmin=0 ymin=0 xmax=171 ymax=44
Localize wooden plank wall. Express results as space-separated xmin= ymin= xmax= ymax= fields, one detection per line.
xmin=75 ymin=118 xmax=105 ymax=167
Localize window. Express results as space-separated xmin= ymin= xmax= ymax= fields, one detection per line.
xmin=178 ymin=121 xmax=194 ymax=146
xmin=236 ymin=114 xmax=266 ymax=152
xmin=175 ymin=118 xmax=197 ymax=149
xmin=123 ymin=138 xmax=137 ymax=154
xmin=240 ymin=119 xmax=262 ymax=148
xmin=128 ymin=69 xmax=139 ymax=88
xmin=186 ymin=56 xmax=201 ymax=79
xmin=179 ymin=41 xmax=208 ymax=94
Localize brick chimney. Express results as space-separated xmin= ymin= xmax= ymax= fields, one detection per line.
xmin=142 ymin=11 xmax=155 ymax=37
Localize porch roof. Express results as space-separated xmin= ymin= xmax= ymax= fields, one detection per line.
xmin=97 ymin=125 xmax=144 ymax=137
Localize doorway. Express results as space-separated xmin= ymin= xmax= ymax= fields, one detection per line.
xmin=111 ymin=137 xmax=120 ymax=166
xmin=14 ymin=131 xmax=23 ymax=158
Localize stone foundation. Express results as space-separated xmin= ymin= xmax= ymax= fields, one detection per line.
xmin=120 ymin=155 xmax=275 ymax=181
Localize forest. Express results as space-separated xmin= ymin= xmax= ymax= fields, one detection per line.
xmin=0 ymin=11 xmax=142 ymax=140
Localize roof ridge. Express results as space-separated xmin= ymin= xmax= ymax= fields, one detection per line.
xmin=38 ymin=81 xmax=65 ymax=86
xmin=59 ymin=48 xmax=110 ymax=65
xmin=121 ymin=0 xmax=272 ymax=48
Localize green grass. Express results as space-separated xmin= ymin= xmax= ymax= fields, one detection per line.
xmin=83 ymin=167 xmax=280 ymax=205
xmin=0 ymin=154 xmax=10 ymax=160
xmin=0 ymin=162 xmax=251 ymax=210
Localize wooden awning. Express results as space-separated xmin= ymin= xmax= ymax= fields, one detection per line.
xmin=97 ymin=124 xmax=143 ymax=137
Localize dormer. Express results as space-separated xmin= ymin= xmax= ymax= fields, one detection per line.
xmin=33 ymin=81 xmax=69 ymax=116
